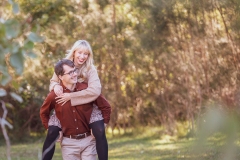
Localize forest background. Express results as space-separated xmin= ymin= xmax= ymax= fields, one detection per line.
xmin=1 ymin=0 xmax=240 ymax=153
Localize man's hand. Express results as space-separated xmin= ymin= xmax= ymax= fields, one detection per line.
xmin=54 ymin=85 xmax=63 ymax=96
xmin=55 ymin=93 xmax=71 ymax=106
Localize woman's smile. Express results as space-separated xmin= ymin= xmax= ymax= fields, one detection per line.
xmin=74 ymin=48 xmax=89 ymax=65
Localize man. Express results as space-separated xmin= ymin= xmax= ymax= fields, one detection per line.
xmin=40 ymin=59 xmax=111 ymax=160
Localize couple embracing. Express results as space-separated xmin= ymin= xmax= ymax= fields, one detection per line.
xmin=40 ymin=40 xmax=112 ymax=160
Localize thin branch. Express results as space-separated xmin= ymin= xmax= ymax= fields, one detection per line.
xmin=0 ymin=100 xmax=13 ymax=160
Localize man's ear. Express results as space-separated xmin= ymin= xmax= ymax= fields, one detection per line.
xmin=58 ymin=75 xmax=63 ymax=81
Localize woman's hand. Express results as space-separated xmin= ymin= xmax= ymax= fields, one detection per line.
xmin=55 ymin=93 xmax=71 ymax=106
xmin=54 ymin=85 xmax=63 ymax=96
xmin=57 ymin=131 xmax=63 ymax=146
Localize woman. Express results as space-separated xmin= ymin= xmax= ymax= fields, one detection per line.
xmin=42 ymin=40 xmax=109 ymax=160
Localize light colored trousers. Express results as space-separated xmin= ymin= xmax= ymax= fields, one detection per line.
xmin=61 ymin=135 xmax=97 ymax=160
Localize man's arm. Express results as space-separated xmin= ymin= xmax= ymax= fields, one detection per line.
xmin=40 ymin=92 xmax=56 ymax=129
xmin=94 ymin=94 xmax=112 ymax=124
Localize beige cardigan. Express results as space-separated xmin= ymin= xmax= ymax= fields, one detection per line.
xmin=49 ymin=66 xmax=102 ymax=106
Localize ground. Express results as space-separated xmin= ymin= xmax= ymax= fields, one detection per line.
xmin=0 ymin=127 xmax=239 ymax=160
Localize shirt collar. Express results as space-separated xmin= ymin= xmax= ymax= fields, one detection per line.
xmin=60 ymin=82 xmax=78 ymax=92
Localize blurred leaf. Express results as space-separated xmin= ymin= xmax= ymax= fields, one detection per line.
xmin=0 ymin=45 xmax=10 ymax=55
xmin=0 ymin=25 xmax=6 ymax=40
xmin=5 ymin=102 xmax=14 ymax=109
xmin=22 ymin=40 xmax=37 ymax=58
xmin=12 ymin=2 xmax=19 ymax=14
xmin=22 ymin=50 xmax=37 ymax=58
xmin=0 ymin=64 xmax=8 ymax=75
xmin=0 ymin=88 xmax=7 ymax=97
xmin=10 ymin=92 xmax=23 ymax=103
xmin=23 ymin=40 xmax=34 ymax=50
xmin=27 ymin=32 xmax=43 ymax=42
xmin=0 ymin=46 xmax=5 ymax=63
xmin=0 ymin=74 xmax=12 ymax=86
xmin=4 ymin=19 xmax=20 ymax=39
xmin=10 ymin=52 xmax=24 ymax=75
xmin=8 ymin=0 xmax=13 ymax=5
xmin=11 ymin=42 xmax=20 ymax=54
xmin=11 ymin=80 xmax=19 ymax=90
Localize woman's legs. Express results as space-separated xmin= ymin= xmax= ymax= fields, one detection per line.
xmin=42 ymin=126 xmax=61 ymax=160
xmin=90 ymin=120 xmax=108 ymax=160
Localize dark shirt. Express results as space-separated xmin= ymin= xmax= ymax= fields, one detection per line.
xmin=40 ymin=82 xmax=111 ymax=135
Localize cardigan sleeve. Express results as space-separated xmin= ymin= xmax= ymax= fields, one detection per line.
xmin=70 ymin=66 xmax=102 ymax=106
xmin=49 ymin=72 xmax=60 ymax=91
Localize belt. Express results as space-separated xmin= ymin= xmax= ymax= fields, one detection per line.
xmin=63 ymin=132 xmax=91 ymax=140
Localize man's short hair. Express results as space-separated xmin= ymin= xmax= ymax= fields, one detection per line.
xmin=54 ymin=59 xmax=75 ymax=76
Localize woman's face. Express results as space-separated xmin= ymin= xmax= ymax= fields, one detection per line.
xmin=73 ymin=48 xmax=89 ymax=66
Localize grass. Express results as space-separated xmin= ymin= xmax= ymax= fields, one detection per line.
xmin=0 ymin=127 xmax=240 ymax=160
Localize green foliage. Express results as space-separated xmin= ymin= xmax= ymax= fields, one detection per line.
xmin=27 ymin=32 xmax=44 ymax=43
xmin=10 ymin=52 xmax=24 ymax=75
xmin=0 ymin=1 xmax=44 ymax=141
xmin=1 ymin=0 xmax=240 ymax=141
xmin=193 ymin=106 xmax=240 ymax=160
xmin=0 ymin=13 xmax=43 ymax=84
xmin=5 ymin=19 xmax=20 ymax=39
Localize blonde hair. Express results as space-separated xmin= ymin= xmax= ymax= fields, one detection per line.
xmin=65 ymin=40 xmax=95 ymax=82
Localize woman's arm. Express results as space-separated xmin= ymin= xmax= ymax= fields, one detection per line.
xmin=69 ymin=67 xmax=101 ymax=106
xmin=49 ymin=72 xmax=60 ymax=91
xmin=49 ymin=72 xmax=65 ymax=96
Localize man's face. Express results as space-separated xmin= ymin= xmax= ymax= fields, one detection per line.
xmin=59 ymin=65 xmax=78 ymax=85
